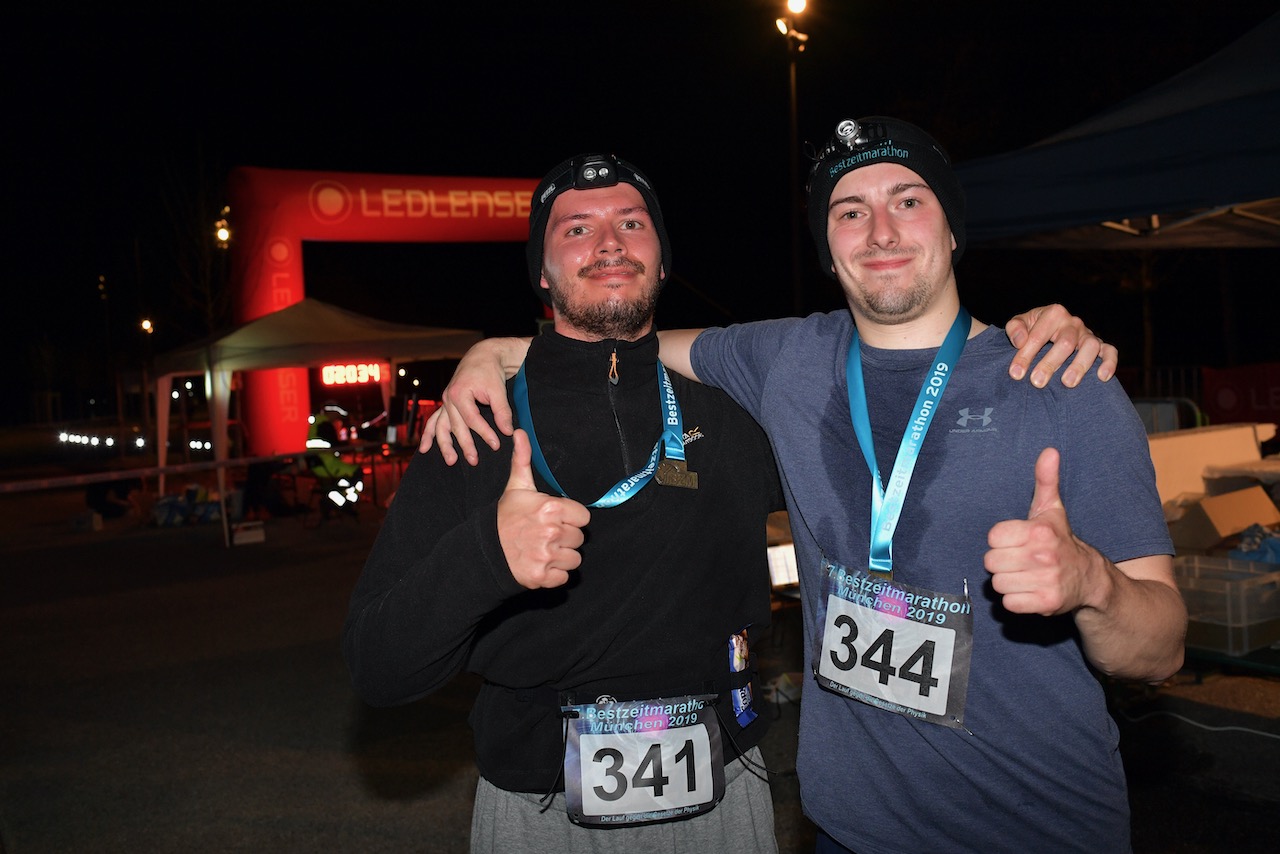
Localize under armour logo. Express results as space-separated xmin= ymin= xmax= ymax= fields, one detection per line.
xmin=956 ymin=408 xmax=993 ymax=427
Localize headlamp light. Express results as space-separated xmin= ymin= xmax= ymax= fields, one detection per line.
xmin=835 ymin=119 xmax=868 ymax=147
xmin=810 ymin=118 xmax=884 ymax=164
xmin=573 ymin=155 xmax=620 ymax=189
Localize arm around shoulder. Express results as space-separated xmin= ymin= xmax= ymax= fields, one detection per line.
xmin=656 ymin=329 xmax=705 ymax=382
xmin=419 ymin=335 xmax=533 ymax=464
xmin=1005 ymin=304 xmax=1118 ymax=388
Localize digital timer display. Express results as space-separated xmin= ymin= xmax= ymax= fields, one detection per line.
xmin=321 ymin=363 xmax=387 ymax=385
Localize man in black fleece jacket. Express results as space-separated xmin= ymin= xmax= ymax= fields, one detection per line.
xmin=343 ymin=154 xmax=787 ymax=851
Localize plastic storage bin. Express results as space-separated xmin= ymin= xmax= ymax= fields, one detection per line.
xmin=1173 ymin=555 xmax=1280 ymax=656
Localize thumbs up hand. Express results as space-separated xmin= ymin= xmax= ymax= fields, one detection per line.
xmin=497 ymin=430 xmax=591 ymax=589
xmin=985 ymin=448 xmax=1093 ymax=617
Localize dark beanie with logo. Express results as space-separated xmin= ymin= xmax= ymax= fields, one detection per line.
xmin=805 ymin=116 xmax=966 ymax=277
xmin=525 ymin=154 xmax=672 ymax=306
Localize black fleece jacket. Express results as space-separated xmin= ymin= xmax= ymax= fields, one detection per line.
xmin=342 ymin=328 xmax=783 ymax=793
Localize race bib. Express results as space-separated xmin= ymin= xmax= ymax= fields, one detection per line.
xmin=561 ymin=695 xmax=724 ymax=827
xmin=813 ymin=559 xmax=973 ymax=728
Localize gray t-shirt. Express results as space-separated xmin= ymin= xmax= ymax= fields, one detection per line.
xmin=693 ymin=311 xmax=1171 ymax=854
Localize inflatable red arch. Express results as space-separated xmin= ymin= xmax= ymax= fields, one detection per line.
xmin=227 ymin=166 xmax=535 ymax=456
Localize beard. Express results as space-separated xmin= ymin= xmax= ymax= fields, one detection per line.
xmin=840 ymin=251 xmax=934 ymax=324
xmin=546 ymin=258 xmax=663 ymax=341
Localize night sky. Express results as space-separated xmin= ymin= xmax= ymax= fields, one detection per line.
xmin=6 ymin=2 xmax=1276 ymax=424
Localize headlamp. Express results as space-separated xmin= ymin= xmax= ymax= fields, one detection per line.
xmin=573 ymin=155 xmax=620 ymax=189
xmin=809 ymin=118 xmax=888 ymax=164
xmin=835 ymin=119 xmax=867 ymax=147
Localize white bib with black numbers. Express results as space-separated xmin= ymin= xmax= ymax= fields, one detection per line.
xmin=814 ymin=559 xmax=974 ymax=729
xmin=561 ymin=695 xmax=724 ymax=827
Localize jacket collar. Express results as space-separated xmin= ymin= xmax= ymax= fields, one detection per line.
xmin=526 ymin=328 xmax=660 ymax=393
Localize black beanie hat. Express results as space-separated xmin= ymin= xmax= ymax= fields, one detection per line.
xmin=805 ymin=116 xmax=966 ymax=277
xmin=525 ymin=153 xmax=672 ymax=306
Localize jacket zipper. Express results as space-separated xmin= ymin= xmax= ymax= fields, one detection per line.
xmin=607 ymin=347 xmax=630 ymax=474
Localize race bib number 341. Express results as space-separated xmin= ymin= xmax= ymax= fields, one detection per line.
xmin=562 ymin=695 xmax=724 ymax=827
xmin=814 ymin=562 xmax=973 ymax=728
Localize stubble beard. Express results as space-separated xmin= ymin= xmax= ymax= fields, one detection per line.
xmin=547 ymin=259 xmax=662 ymax=341
xmin=841 ymin=251 xmax=934 ymax=325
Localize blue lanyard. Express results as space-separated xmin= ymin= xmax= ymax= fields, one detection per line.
xmin=513 ymin=360 xmax=687 ymax=508
xmin=845 ymin=308 xmax=971 ymax=574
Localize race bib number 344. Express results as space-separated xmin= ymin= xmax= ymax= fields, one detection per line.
xmin=814 ymin=563 xmax=973 ymax=728
xmin=562 ymin=695 xmax=724 ymax=827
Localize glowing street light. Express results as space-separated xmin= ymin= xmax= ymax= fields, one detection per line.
xmin=214 ymin=205 xmax=231 ymax=248
xmin=776 ymin=1 xmax=809 ymax=315
xmin=775 ymin=0 xmax=809 ymax=47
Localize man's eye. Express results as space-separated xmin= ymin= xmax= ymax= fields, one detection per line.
xmin=901 ymin=198 xmax=919 ymax=208
xmin=620 ymin=219 xmax=642 ymax=230
xmin=568 ymin=225 xmax=587 ymax=236
xmin=838 ymin=209 xmax=862 ymax=220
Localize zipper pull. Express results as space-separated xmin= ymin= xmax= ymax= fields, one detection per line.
xmin=609 ymin=350 xmax=619 ymax=385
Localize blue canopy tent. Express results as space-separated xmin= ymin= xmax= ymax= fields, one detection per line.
xmin=955 ymin=12 xmax=1280 ymax=250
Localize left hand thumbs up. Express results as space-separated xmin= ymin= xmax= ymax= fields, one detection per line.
xmin=985 ymin=448 xmax=1086 ymax=616
xmin=1026 ymin=446 xmax=1065 ymax=521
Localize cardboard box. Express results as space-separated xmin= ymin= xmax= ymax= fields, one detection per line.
xmin=232 ymin=520 xmax=266 ymax=545
xmin=1147 ymin=422 xmax=1274 ymax=505
xmin=1174 ymin=555 xmax=1280 ymax=656
xmin=1167 ymin=485 xmax=1280 ymax=551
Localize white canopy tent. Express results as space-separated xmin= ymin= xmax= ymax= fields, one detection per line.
xmin=151 ymin=298 xmax=482 ymax=495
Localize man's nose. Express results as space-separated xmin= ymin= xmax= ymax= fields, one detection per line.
xmin=595 ymin=224 xmax=625 ymax=253
xmin=867 ymin=210 xmax=899 ymax=249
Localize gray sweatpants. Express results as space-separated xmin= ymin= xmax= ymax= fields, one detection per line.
xmin=470 ymin=746 xmax=780 ymax=853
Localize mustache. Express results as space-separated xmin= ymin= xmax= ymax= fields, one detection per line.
xmin=578 ymin=257 xmax=646 ymax=277
xmin=855 ymin=247 xmax=917 ymax=262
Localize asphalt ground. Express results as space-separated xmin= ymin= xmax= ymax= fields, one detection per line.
xmin=2 ymin=456 xmax=1279 ymax=853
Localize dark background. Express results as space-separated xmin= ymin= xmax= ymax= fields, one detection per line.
xmin=5 ymin=2 xmax=1277 ymax=424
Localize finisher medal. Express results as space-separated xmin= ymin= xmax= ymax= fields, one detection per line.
xmin=655 ymin=459 xmax=698 ymax=489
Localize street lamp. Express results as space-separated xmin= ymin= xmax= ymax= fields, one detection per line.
xmin=97 ymin=273 xmax=111 ymax=419
xmin=776 ymin=2 xmax=809 ymax=316
xmin=214 ymin=205 xmax=231 ymax=248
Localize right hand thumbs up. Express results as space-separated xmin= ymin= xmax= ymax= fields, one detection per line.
xmin=497 ymin=430 xmax=591 ymax=589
